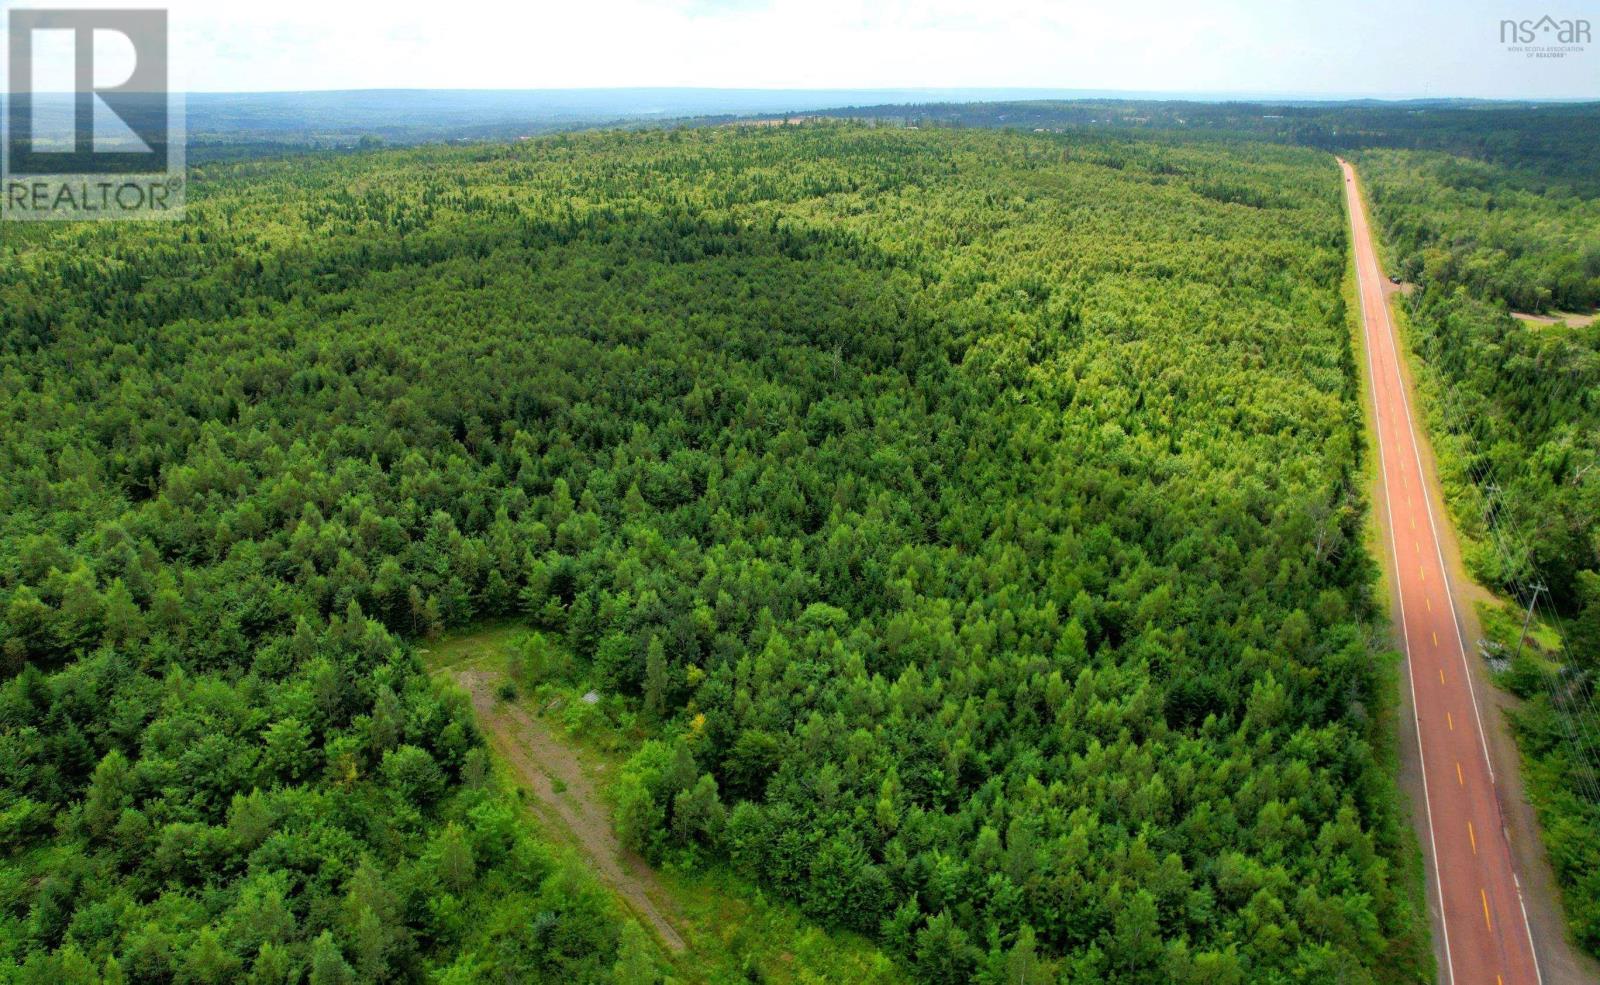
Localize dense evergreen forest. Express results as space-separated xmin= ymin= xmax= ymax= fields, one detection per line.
xmin=2 ymin=123 xmax=1432 ymax=982
xmin=1359 ymin=145 xmax=1600 ymax=954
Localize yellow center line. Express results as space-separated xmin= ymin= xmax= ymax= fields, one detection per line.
xmin=1432 ymin=631 xmax=1438 ymax=646
xmin=1468 ymin=821 xmax=1477 ymax=855
xmin=1439 ymin=668 xmax=1445 ymax=685
xmin=1425 ymin=597 xmax=1431 ymax=612
xmin=1448 ymin=712 xmax=1455 ymax=731
xmin=1420 ymin=567 xmax=1426 ymax=581
xmin=1456 ymin=762 xmax=1464 ymax=785
xmin=1481 ymin=888 xmax=1492 ymax=932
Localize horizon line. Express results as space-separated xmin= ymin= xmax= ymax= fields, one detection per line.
xmin=173 ymin=86 xmax=1600 ymax=104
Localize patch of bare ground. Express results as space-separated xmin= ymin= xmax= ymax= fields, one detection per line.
xmin=1512 ymin=309 xmax=1599 ymax=329
xmin=726 ymin=116 xmax=822 ymax=127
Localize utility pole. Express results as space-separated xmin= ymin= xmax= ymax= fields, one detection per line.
xmin=1515 ymin=581 xmax=1547 ymax=664
xmin=1482 ymin=481 xmax=1501 ymax=527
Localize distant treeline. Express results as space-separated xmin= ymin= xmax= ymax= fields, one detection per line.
xmin=799 ymin=100 xmax=1600 ymax=191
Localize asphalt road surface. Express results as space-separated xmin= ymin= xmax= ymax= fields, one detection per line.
xmin=1340 ymin=158 xmax=1542 ymax=985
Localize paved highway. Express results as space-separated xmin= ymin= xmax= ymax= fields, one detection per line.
xmin=1340 ymin=158 xmax=1542 ymax=985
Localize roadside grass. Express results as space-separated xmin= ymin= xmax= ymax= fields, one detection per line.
xmin=1475 ymin=598 xmax=1568 ymax=691
xmin=424 ymin=621 xmax=909 ymax=985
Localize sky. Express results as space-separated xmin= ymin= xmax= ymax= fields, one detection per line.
xmin=4 ymin=0 xmax=1597 ymax=99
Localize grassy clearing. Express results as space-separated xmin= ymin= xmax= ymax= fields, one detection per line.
xmin=418 ymin=618 xmax=527 ymax=675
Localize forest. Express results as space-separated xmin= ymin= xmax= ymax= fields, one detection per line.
xmin=2 ymin=123 xmax=1432 ymax=982
xmin=1358 ymin=144 xmax=1600 ymax=955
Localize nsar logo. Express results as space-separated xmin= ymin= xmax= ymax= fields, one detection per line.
xmin=1499 ymin=14 xmax=1590 ymax=58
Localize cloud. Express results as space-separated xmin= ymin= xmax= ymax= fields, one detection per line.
xmin=672 ymin=0 xmax=775 ymax=18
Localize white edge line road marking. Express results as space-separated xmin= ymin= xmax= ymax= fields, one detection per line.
xmin=1514 ymin=872 xmax=1539 ymax=985
xmin=1344 ymin=159 xmax=1457 ymax=985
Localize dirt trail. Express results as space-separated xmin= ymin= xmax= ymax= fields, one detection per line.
xmin=454 ymin=670 xmax=687 ymax=953
xmin=1512 ymin=310 xmax=1599 ymax=329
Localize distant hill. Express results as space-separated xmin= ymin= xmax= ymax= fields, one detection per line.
xmin=178 ymin=87 xmax=1197 ymax=145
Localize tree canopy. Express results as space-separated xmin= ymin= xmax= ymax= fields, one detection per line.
xmin=1 ymin=123 xmax=1429 ymax=982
